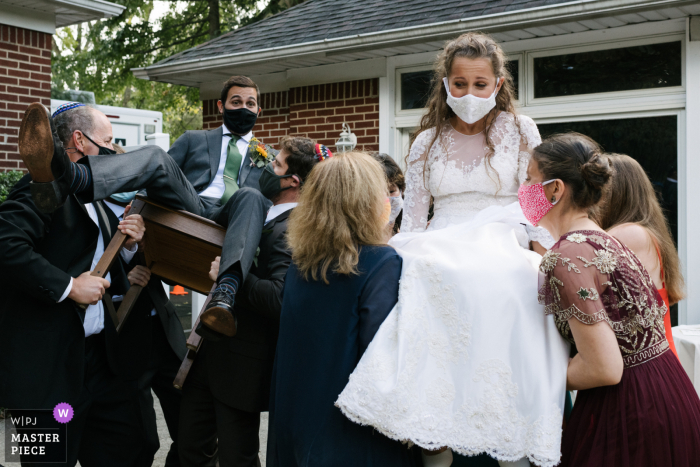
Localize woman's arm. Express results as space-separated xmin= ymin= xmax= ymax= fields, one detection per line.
xmin=402 ymin=132 xmax=432 ymax=233
xmin=566 ymin=319 xmax=623 ymax=390
xmin=357 ymin=253 xmax=403 ymax=356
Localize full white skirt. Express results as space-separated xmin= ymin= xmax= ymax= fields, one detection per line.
xmin=336 ymin=204 xmax=570 ymax=467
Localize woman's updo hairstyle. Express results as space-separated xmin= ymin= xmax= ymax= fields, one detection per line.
xmin=532 ymin=132 xmax=612 ymax=210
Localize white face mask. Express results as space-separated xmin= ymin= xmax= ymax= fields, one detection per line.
xmin=443 ymin=77 xmax=501 ymax=124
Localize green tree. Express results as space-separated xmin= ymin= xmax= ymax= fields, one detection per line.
xmin=52 ymin=0 xmax=308 ymax=143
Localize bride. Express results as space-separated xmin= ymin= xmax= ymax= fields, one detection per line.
xmin=336 ymin=33 xmax=569 ymax=467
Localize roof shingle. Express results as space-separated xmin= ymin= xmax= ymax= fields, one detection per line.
xmin=155 ymin=0 xmax=576 ymax=66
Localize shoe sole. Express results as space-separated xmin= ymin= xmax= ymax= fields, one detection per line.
xmin=18 ymin=103 xmax=54 ymax=183
xmin=200 ymin=306 xmax=237 ymax=337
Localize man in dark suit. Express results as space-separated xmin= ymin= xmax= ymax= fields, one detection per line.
xmin=0 ymin=107 xmax=151 ymax=466
xmin=19 ymin=76 xmax=276 ymax=340
xmin=177 ymin=137 xmax=333 ymax=467
xmin=103 ymin=197 xmax=187 ymax=467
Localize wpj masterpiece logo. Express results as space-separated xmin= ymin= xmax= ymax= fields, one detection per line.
xmin=3 ymin=403 xmax=72 ymax=463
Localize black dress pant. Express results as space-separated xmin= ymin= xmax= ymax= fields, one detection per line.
xmin=83 ymin=148 xmax=271 ymax=282
xmin=18 ymin=331 xmax=146 ymax=467
xmin=134 ymin=313 xmax=184 ymax=467
xmin=178 ymin=342 xmax=261 ymax=467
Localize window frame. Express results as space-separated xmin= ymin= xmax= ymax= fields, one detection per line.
xmin=394 ymin=54 xmax=523 ymax=117
xmin=525 ymin=33 xmax=686 ymax=107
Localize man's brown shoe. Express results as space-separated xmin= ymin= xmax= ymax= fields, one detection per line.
xmin=196 ymin=290 xmax=237 ymax=342
xmin=18 ymin=103 xmax=72 ymax=213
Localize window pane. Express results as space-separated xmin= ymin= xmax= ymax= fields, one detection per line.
xmin=401 ymin=70 xmax=433 ymax=110
xmin=507 ymin=59 xmax=519 ymax=100
xmin=400 ymin=59 xmax=520 ymax=110
xmin=534 ymin=42 xmax=681 ymax=98
xmin=538 ymin=116 xmax=679 ymax=324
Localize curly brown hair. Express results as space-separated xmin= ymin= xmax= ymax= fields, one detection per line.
xmin=279 ymin=136 xmax=318 ymax=183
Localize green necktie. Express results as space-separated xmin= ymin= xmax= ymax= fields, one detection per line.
xmin=221 ymin=135 xmax=243 ymax=204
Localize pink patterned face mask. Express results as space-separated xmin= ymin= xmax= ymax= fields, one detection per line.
xmin=518 ymin=179 xmax=557 ymax=226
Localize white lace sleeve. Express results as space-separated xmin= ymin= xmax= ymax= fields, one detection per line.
xmin=526 ymin=224 xmax=555 ymax=249
xmin=402 ymin=131 xmax=433 ymax=233
xmin=516 ymin=115 xmax=542 ymax=185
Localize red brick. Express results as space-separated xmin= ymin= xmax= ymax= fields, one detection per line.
xmin=8 ymin=69 xmax=30 ymax=79
xmin=19 ymin=79 xmax=41 ymax=88
xmin=308 ymin=132 xmax=326 ymax=139
xmin=270 ymin=130 xmax=286 ymax=136
xmin=325 ymin=116 xmax=346 ymax=123
xmin=364 ymin=112 xmax=379 ymax=120
xmin=316 ymin=109 xmax=334 ymax=116
xmin=254 ymin=131 xmax=271 ymax=138
xmin=7 ymin=52 xmax=29 ymax=62
xmin=324 ymin=100 xmax=345 ymax=108
xmin=308 ymin=102 xmax=325 ymax=110
xmin=30 ymin=88 xmax=50 ymax=97
xmin=297 ymin=125 xmax=316 ymax=133
xmin=333 ymin=106 xmax=353 ymax=115
xmin=0 ymin=42 xmax=18 ymax=53
xmin=0 ymin=59 xmax=17 ymax=69
xmin=0 ymin=93 xmax=17 ymax=102
xmin=365 ymin=97 xmax=379 ymax=105
xmin=345 ymin=98 xmax=364 ymax=106
xmin=307 ymin=117 xmax=325 ymax=125
xmin=289 ymin=103 xmax=307 ymax=112
xmin=357 ymin=136 xmax=377 ymax=144
xmin=315 ymin=123 xmax=338 ymax=132
xmin=299 ymin=109 xmax=317 ymax=118
xmin=263 ymin=123 xmax=279 ymax=130
xmin=366 ymin=128 xmax=379 ymax=136
xmin=342 ymin=114 xmax=365 ymax=122
xmin=354 ymin=121 xmax=377 ymax=129
xmin=354 ymin=105 xmax=375 ymax=113
xmin=262 ymin=109 xmax=278 ymax=116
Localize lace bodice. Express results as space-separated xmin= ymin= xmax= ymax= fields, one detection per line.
xmin=403 ymin=112 xmax=541 ymax=233
xmin=539 ymin=231 xmax=669 ymax=368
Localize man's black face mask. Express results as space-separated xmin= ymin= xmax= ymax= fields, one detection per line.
xmin=82 ymin=133 xmax=117 ymax=156
xmin=259 ymin=163 xmax=294 ymax=200
xmin=223 ymin=107 xmax=258 ymax=136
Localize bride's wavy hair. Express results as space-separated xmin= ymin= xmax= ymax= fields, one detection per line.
xmin=287 ymin=151 xmax=388 ymax=284
xmin=409 ymin=32 xmax=520 ymax=189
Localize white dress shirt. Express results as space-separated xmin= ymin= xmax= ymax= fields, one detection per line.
xmin=265 ymin=203 xmax=297 ymax=225
xmin=58 ymin=203 xmax=138 ymax=336
xmin=199 ymin=126 xmax=253 ymax=199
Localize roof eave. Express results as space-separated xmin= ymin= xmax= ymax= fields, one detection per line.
xmin=134 ymin=0 xmax=697 ymax=81
xmin=55 ymin=0 xmax=125 ymax=27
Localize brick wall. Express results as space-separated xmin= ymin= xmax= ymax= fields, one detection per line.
xmin=202 ymin=78 xmax=379 ymax=152
xmin=0 ymin=24 xmax=52 ymax=171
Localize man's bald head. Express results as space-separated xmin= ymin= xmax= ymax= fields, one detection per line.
xmin=53 ymin=105 xmax=114 ymax=161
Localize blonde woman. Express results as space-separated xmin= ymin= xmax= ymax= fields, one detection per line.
xmin=266 ymin=152 xmax=417 ymax=467
xmin=336 ymin=32 xmax=568 ymax=467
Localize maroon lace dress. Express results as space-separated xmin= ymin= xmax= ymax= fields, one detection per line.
xmin=539 ymin=230 xmax=700 ymax=467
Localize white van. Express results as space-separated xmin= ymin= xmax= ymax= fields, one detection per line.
xmin=50 ymin=100 xmax=163 ymax=147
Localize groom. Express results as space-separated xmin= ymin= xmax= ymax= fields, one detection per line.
xmin=17 ymin=76 xmax=274 ymax=340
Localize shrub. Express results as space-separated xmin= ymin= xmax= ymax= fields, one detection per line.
xmin=0 ymin=171 xmax=23 ymax=204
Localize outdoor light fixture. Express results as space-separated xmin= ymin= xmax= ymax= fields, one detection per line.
xmin=335 ymin=123 xmax=357 ymax=153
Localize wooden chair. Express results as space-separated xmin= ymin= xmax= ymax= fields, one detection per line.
xmin=90 ymin=194 xmax=222 ymax=388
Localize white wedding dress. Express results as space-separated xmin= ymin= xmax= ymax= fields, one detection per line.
xmin=336 ymin=113 xmax=570 ymax=467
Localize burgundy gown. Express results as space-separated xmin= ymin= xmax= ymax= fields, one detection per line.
xmin=539 ymin=230 xmax=700 ymax=467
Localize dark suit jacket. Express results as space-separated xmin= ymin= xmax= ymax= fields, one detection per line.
xmin=0 ymin=175 xmax=146 ymax=409
xmin=203 ymin=208 xmax=293 ymax=413
xmin=167 ymin=126 xmax=265 ymax=193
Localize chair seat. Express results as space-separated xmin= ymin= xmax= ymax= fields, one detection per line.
xmin=135 ymin=195 xmax=224 ymax=295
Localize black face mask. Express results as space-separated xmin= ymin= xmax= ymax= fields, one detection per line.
xmin=83 ymin=133 xmax=117 ymax=156
xmin=223 ymin=107 xmax=258 ymax=135
xmin=259 ymin=163 xmax=294 ymax=200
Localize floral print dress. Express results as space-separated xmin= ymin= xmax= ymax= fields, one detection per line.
xmin=539 ymin=230 xmax=700 ymax=467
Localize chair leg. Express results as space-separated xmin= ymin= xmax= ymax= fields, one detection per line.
xmin=115 ymin=285 xmax=145 ymax=334
xmin=173 ymin=284 xmax=217 ymax=389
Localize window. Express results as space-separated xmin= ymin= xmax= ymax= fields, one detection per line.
xmin=539 ymin=116 xmax=679 ymax=323
xmin=401 ymin=70 xmax=433 ymax=110
xmin=534 ymin=41 xmax=682 ymax=98
xmin=399 ymin=59 xmax=520 ymax=110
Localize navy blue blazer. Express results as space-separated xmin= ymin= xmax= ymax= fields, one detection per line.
xmin=267 ymin=245 xmax=416 ymax=467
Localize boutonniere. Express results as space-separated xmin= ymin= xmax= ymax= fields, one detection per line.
xmin=248 ymin=137 xmax=274 ymax=168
